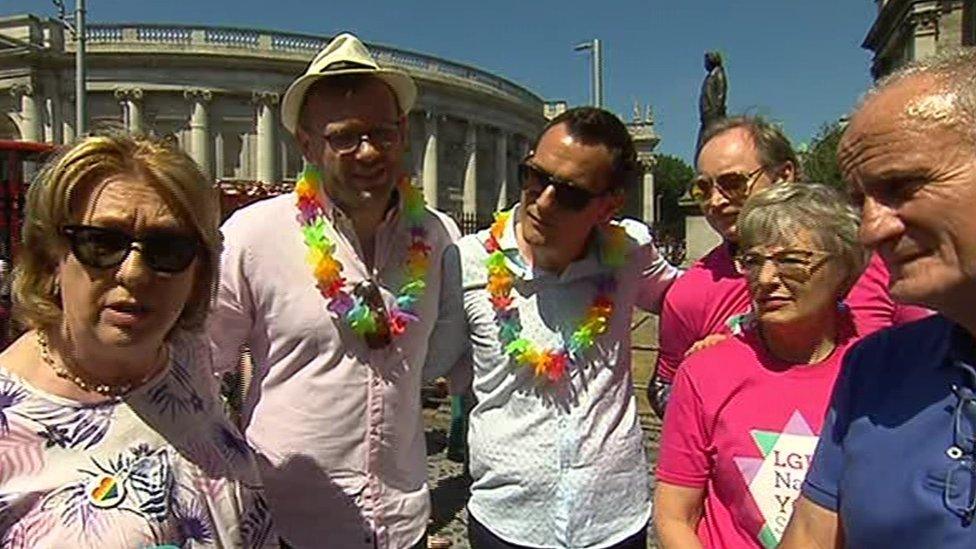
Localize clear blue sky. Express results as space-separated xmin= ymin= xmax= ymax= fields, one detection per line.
xmin=7 ymin=0 xmax=878 ymax=164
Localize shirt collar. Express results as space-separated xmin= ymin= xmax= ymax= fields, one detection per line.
xmin=493 ymin=203 xmax=626 ymax=283
xmin=315 ymin=184 xmax=402 ymax=230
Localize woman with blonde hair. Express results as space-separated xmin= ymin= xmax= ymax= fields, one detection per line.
xmin=0 ymin=134 xmax=273 ymax=547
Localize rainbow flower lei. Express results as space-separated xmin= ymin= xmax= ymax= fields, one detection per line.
xmin=295 ymin=165 xmax=431 ymax=343
xmin=484 ymin=209 xmax=629 ymax=382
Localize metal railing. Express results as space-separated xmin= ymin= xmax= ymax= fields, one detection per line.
xmin=82 ymin=23 xmax=542 ymax=107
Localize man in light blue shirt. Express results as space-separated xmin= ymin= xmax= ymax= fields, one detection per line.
xmin=426 ymin=107 xmax=680 ymax=548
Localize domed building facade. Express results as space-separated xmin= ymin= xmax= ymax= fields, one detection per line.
xmin=0 ymin=14 xmax=549 ymax=221
xmin=1 ymin=13 xmax=660 ymax=227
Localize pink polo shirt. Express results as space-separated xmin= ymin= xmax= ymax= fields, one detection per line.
xmin=209 ymin=191 xmax=460 ymax=549
xmin=655 ymin=244 xmax=930 ymax=383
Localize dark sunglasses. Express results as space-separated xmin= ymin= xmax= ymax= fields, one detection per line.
xmin=518 ymin=161 xmax=602 ymax=212
xmin=689 ymin=165 xmax=766 ymax=204
xmin=323 ymin=123 xmax=400 ymax=155
xmin=945 ymin=361 xmax=976 ymax=521
xmin=62 ymin=224 xmax=200 ymax=274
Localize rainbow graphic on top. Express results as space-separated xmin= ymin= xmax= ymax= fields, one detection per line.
xmin=90 ymin=476 xmax=120 ymax=503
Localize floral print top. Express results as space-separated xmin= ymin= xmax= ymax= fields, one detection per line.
xmin=0 ymin=333 xmax=274 ymax=548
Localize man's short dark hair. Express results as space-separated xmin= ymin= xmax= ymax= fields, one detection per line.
xmin=533 ymin=107 xmax=641 ymax=193
xmin=698 ymin=115 xmax=798 ymax=174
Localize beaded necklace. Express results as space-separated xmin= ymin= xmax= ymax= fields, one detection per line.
xmin=483 ymin=209 xmax=629 ymax=381
xmin=295 ymin=165 xmax=431 ymax=344
xmin=36 ymin=331 xmax=162 ymax=398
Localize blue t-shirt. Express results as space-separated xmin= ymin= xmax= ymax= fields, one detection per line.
xmin=803 ymin=315 xmax=976 ymax=547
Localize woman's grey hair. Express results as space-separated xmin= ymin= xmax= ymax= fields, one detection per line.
xmin=737 ymin=182 xmax=867 ymax=295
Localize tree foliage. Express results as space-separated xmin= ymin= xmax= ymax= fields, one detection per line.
xmin=652 ymin=153 xmax=694 ymax=237
xmin=800 ymin=121 xmax=846 ymax=190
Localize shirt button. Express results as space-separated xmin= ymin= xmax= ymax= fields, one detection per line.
xmin=948 ymin=446 xmax=964 ymax=459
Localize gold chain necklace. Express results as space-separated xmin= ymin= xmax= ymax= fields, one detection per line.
xmin=36 ymin=331 xmax=160 ymax=398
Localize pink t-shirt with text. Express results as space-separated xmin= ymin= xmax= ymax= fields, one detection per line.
xmin=656 ymin=323 xmax=858 ymax=548
xmin=655 ymin=244 xmax=929 ymax=382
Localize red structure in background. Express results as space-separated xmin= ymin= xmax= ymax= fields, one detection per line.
xmin=0 ymin=140 xmax=55 ymax=263
xmin=217 ymin=179 xmax=294 ymax=221
xmin=0 ymin=140 xmax=55 ymax=347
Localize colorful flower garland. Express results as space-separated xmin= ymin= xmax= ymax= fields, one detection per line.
xmin=483 ymin=209 xmax=629 ymax=382
xmin=295 ymin=165 xmax=431 ymax=343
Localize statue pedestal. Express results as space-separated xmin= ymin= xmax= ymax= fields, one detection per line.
xmin=680 ymin=195 xmax=721 ymax=266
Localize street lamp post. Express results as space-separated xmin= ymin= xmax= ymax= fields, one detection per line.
xmin=53 ymin=0 xmax=87 ymax=135
xmin=574 ymin=38 xmax=603 ymax=108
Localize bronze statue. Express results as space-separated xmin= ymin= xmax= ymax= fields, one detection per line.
xmin=696 ymin=51 xmax=728 ymax=156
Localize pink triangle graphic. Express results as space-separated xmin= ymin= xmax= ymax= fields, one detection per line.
xmin=782 ymin=410 xmax=816 ymax=437
xmin=734 ymin=456 xmax=764 ymax=485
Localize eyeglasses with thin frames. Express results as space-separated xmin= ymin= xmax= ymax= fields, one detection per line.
xmin=322 ymin=123 xmax=400 ymax=155
xmin=735 ymin=248 xmax=832 ymax=285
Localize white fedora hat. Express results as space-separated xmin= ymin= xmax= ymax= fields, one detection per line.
xmin=280 ymin=32 xmax=417 ymax=134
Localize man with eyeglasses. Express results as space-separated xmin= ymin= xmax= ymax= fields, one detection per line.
xmin=425 ymin=107 xmax=680 ymax=548
xmin=647 ymin=115 xmax=928 ymax=417
xmin=208 ymin=33 xmax=461 ymax=548
xmin=781 ymin=49 xmax=976 ymax=549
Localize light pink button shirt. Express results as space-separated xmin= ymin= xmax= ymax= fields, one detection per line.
xmin=209 ymin=190 xmax=459 ymax=549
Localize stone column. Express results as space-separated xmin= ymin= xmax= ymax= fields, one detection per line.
xmin=185 ymin=89 xmax=213 ymax=177
xmin=44 ymin=96 xmax=60 ymax=144
xmin=11 ymin=84 xmax=42 ymax=142
xmin=252 ymin=92 xmax=279 ymax=183
xmin=114 ymin=87 xmax=145 ymax=134
xmin=463 ymin=122 xmax=478 ymax=216
xmin=280 ymin=140 xmax=290 ymax=180
xmin=639 ymin=155 xmax=656 ymax=224
xmin=422 ymin=110 xmax=439 ymax=208
xmin=214 ymin=132 xmax=225 ymax=180
xmin=61 ymin=94 xmax=75 ymax=143
xmin=513 ymin=136 xmax=530 ymax=205
xmin=495 ymin=130 xmax=508 ymax=211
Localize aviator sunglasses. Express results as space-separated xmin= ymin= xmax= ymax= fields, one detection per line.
xmin=518 ymin=160 xmax=604 ymax=212
xmin=62 ymin=225 xmax=201 ymax=274
xmin=689 ymin=165 xmax=766 ymax=204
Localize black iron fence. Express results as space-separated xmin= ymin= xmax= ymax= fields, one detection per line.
xmin=449 ymin=211 xmax=494 ymax=236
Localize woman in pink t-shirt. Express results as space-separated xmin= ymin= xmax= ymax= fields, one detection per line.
xmin=654 ymin=183 xmax=867 ymax=549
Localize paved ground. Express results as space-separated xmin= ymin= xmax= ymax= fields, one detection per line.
xmin=424 ymin=313 xmax=663 ymax=548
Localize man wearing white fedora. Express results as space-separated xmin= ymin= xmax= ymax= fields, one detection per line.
xmin=208 ymin=33 xmax=461 ymax=548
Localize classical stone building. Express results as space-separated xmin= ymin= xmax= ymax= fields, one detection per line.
xmin=864 ymin=0 xmax=975 ymax=78
xmin=1 ymin=14 xmax=666 ymax=228
xmin=0 ymin=14 xmax=547 ymax=223
xmin=2 ymin=13 xmax=670 ymax=229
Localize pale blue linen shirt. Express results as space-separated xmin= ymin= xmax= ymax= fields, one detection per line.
xmin=426 ymin=206 xmax=680 ymax=548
